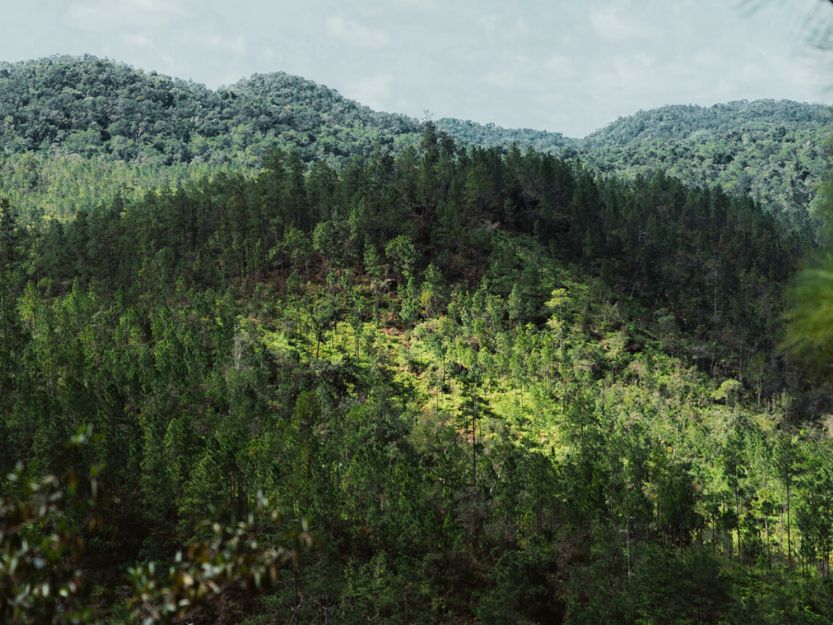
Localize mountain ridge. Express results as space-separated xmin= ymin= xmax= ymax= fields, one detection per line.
xmin=2 ymin=55 xmax=828 ymax=154
xmin=1 ymin=55 xmax=830 ymax=216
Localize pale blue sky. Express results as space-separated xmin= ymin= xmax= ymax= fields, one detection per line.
xmin=3 ymin=0 xmax=831 ymax=136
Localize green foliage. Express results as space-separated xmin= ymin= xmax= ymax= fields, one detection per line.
xmin=2 ymin=78 xmax=833 ymax=624
xmin=0 ymin=429 xmax=97 ymax=625
xmin=784 ymin=260 xmax=833 ymax=373
xmin=435 ymin=118 xmax=577 ymax=154
xmin=0 ymin=56 xmax=418 ymax=168
xmin=785 ymin=164 xmax=833 ymax=382
xmin=582 ymin=100 xmax=833 ymax=218
xmin=1 ymin=57 xmax=828 ymax=230
xmin=1 ymin=432 xmax=311 ymax=625
xmin=127 ymin=495 xmax=312 ymax=625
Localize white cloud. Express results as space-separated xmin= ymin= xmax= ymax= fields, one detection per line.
xmin=325 ymin=16 xmax=391 ymax=49
xmin=122 ymin=33 xmax=155 ymax=49
xmin=123 ymin=0 xmax=185 ymax=14
xmin=482 ymin=69 xmax=515 ymax=89
xmin=259 ymin=45 xmax=282 ymax=65
xmin=480 ymin=52 xmax=575 ymax=93
xmin=478 ymin=14 xmax=498 ymax=35
xmin=202 ymin=33 xmax=247 ymax=57
xmin=508 ymin=18 xmax=529 ymax=39
xmin=67 ymin=0 xmax=188 ymax=28
xmin=612 ymin=52 xmax=656 ymax=83
xmin=391 ymin=0 xmax=440 ymax=9
xmin=589 ymin=5 xmax=646 ymax=41
xmin=478 ymin=15 xmax=528 ymax=40
xmin=545 ymin=54 xmax=576 ymax=78
xmin=348 ymin=75 xmax=394 ymax=110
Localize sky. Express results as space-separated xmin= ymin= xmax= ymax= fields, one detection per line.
xmin=2 ymin=0 xmax=832 ymax=136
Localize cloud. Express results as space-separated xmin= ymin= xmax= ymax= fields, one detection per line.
xmin=481 ymin=69 xmax=514 ymax=89
xmin=478 ymin=14 xmax=529 ymax=40
xmin=391 ymin=0 xmax=440 ymax=9
xmin=509 ymin=18 xmax=530 ymax=39
xmin=259 ymin=45 xmax=282 ymax=65
xmin=115 ymin=32 xmax=178 ymax=77
xmin=478 ymin=14 xmax=498 ymax=35
xmin=480 ymin=52 xmax=575 ymax=92
xmin=610 ymin=52 xmax=657 ymax=85
xmin=122 ymin=33 xmax=155 ymax=49
xmin=67 ymin=0 xmax=188 ymax=28
xmin=545 ymin=54 xmax=576 ymax=78
xmin=325 ymin=16 xmax=391 ymax=49
xmin=122 ymin=0 xmax=185 ymax=14
xmin=589 ymin=5 xmax=646 ymax=41
xmin=202 ymin=33 xmax=247 ymax=56
xmin=348 ymin=75 xmax=394 ymax=110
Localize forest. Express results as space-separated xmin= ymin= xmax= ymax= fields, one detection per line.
xmin=2 ymin=56 xmax=833 ymax=624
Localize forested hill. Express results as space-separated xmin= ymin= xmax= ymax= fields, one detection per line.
xmin=583 ymin=101 xmax=833 ymax=146
xmin=441 ymin=101 xmax=833 ymax=216
xmin=580 ymin=101 xmax=833 ymax=215
xmin=7 ymin=56 xmax=833 ymax=624
xmin=2 ymin=116 xmax=832 ymax=624
xmin=0 ymin=55 xmax=419 ymax=166
xmin=435 ymin=118 xmax=578 ymax=154
xmin=0 ymin=55 xmax=830 ymax=219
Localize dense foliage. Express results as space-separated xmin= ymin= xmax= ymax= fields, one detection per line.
xmin=3 ymin=110 xmax=833 ymax=623
xmin=1 ymin=57 xmax=830 ymax=226
xmin=0 ymin=435 xmax=312 ymax=625
xmin=581 ymin=101 xmax=833 ymax=218
xmin=444 ymin=101 xmax=833 ymax=219
xmin=435 ymin=118 xmax=577 ymax=154
xmin=0 ymin=56 xmax=418 ymax=168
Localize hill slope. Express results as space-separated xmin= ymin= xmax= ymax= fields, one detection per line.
xmin=3 ymin=119 xmax=833 ymax=623
xmin=581 ymin=101 xmax=833 ymax=216
xmin=435 ymin=117 xmax=578 ymax=154
xmin=583 ymin=100 xmax=833 ymax=146
xmin=4 ymin=57 xmax=833 ymax=624
xmin=0 ymin=56 xmax=829 ymax=220
xmin=438 ymin=101 xmax=832 ymax=216
xmin=0 ymin=55 xmax=419 ymax=166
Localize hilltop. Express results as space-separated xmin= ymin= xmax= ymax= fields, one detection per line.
xmin=0 ymin=56 xmax=830 ymax=218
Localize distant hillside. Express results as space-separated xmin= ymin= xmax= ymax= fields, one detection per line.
xmin=582 ymin=100 xmax=833 ymax=146
xmin=580 ymin=101 xmax=833 ymax=216
xmin=0 ymin=56 xmax=830 ymax=218
xmin=435 ymin=118 xmax=577 ymax=154
xmin=442 ymin=101 xmax=833 ymax=217
xmin=0 ymin=55 xmax=419 ymax=167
